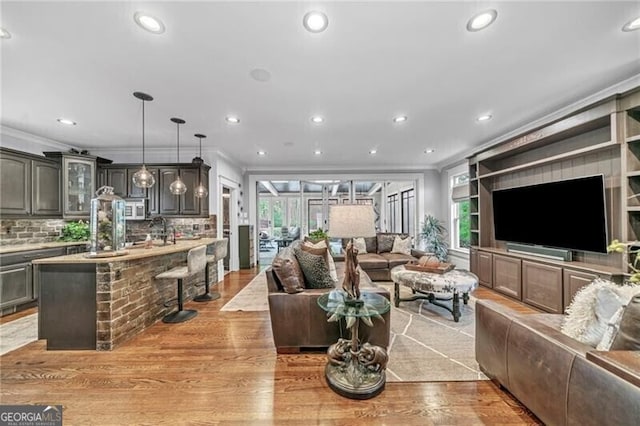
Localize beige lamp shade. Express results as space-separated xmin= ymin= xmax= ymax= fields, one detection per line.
xmin=328 ymin=204 xmax=376 ymax=238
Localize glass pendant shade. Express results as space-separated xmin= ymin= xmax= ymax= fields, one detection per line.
xmin=194 ymin=133 xmax=208 ymax=198
xmin=132 ymin=91 xmax=155 ymax=189
xmin=170 ymin=176 xmax=188 ymax=195
xmin=194 ymin=183 xmax=208 ymax=198
xmin=170 ymin=117 xmax=188 ymax=195
xmin=132 ymin=164 xmax=155 ymax=188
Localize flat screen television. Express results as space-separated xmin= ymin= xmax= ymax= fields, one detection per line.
xmin=492 ymin=175 xmax=608 ymax=253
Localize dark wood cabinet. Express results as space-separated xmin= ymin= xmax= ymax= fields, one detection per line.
xmin=200 ymin=169 xmax=209 ymax=216
xmin=0 ymin=151 xmax=31 ymax=216
xmin=522 ymin=261 xmax=563 ymax=313
xmin=32 ymin=159 xmax=61 ymax=216
xmin=0 ymin=148 xmax=63 ymax=217
xmin=0 ymin=262 xmax=32 ymax=310
xmin=146 ymin=168 xmax=159 ymax=216
xmin=127 ymin=168 xmax=147 ymax=198
xmin=563 ymin=269 xmax=599 ymax=311
xmin=107 ymin=168 xmax=127 ymax=197
xmin=239 ymin=225 xmax=255 ymax=269
xmin=493 ymin=254 xmax=522 ymax=300
xmin=159 ymin=168 xmax=180 ymax=215
xmin=180 ymin=168 xmax=200 ymax=215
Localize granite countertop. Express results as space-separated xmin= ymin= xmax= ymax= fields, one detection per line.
xmin=32 ymin=238 xmax=223 ymax=264
xmin=0 ymin=241 xmax=89 ymax=254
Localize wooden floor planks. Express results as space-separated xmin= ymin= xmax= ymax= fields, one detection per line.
xmin=0 ymin=268 xmax=541 ymax=425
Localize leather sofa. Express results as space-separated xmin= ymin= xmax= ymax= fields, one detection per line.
xmin=266 ymin=260 xmax=390 ymax=354
xmin=344 ymin=232 xmax=429 ymax=281
xmin=476 ymin=299 xmax=640 ymax=425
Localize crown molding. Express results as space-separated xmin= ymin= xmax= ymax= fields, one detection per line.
xmin=0 ymin=125 xmax=79 ymax=151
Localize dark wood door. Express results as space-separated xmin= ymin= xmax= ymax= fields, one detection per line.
xmin=180 ymin=168 xmax=200 ymax=215
xmin=0 ymin=262 xmax=33 ymax=309
xmin=200 ymin=168 xmax=209 ymax=216
xmin=0 ymin=151 xmax=31 ymax=215
xmin=32 ymin=159 xmax=61 ymax=216
xmin=563 ymin=269 xmax=599 ymax=311
xmin=146 ymin=168 xmax=159 ymax=216
xmin=127 ymin=168 xmax=147 ymax=198
xmin=159 ymin=168 xmax=180 ymax=215
xmin=107 ymin=168 xmax=127 ymax=197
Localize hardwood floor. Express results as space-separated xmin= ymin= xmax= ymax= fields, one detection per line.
xmin=0 ymin=268 xmax=541 ymax=425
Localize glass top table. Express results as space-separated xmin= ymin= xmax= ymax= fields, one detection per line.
xmin=317 ymin=290 xmax=391 ymax=318
xmin=317 ymin=290 xmax=390 ymax=400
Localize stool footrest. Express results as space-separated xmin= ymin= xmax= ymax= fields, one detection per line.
xmin=163 ymin=309 xmax=198 ymax=323
xmin=194 ymin=292 xmax=220 ymax=302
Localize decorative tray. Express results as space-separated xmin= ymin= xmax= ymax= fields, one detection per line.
xmin=404 ymin=262 xmax=455 ymax=274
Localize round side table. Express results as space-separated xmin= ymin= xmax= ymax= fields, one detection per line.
xmin=317 ymin=290 xmax=390 ymax=400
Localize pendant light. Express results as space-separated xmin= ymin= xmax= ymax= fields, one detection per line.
xmin=193 ymin=133 xmax=208 ymax=198
xmin=169 ymin=117 xmax=188 ymax=195
xmin=132 ymin=92 xmax=156 ymax=188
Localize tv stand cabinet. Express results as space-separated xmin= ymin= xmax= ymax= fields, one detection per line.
xmin=471 ymin=247 xmax=623 ymax=313
xmin=467 ymin=88 xmax=640 ymax=311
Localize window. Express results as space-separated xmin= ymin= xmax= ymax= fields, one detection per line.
xmin=387 ymin=194 xmax=398 ymax=232
xmin=451 ymin=172 xmax=470 ymax=250
xmin=401 ymin=189 xmax=415 ymax=235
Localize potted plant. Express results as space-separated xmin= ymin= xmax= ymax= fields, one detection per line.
xmin=308 ymin=229 xmax=329 ymax=243
xmin=607 ymin=239 xmax=640 ymax=283
xmin=58 ymin=220 xmax=90 ymax=242
xmin=419 ymin=214 xmax=449 ymax=262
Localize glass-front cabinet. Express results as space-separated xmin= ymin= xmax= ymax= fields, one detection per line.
xmin=44 ymin=152 xmax=99 ymax=219
xmin=64 ymin=157 xmax=95 ymax=217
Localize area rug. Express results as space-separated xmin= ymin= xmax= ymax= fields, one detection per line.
xmin=221 ymin=272 xmax=487 ymax=382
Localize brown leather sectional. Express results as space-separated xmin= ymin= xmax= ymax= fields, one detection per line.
xmin=266 ymin=261 xmax=390 ymax=354
xmin=476 ymin=299 xmax=640 ymax=425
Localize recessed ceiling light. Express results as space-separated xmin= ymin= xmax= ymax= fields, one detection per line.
xmin=250 ymin=68 xmax=271 ymax=82
xmin=622 ymin=16 xmax=640 ymax=32
xmin=393 ymin=115 xmax=408 ymax=123
xmin=477 ymin=114 xmax=492 ymax=122
xmin=0 ymin=28 xmax=11 ymax=39
xmin=226 ymin=116 xmax=240 ymax=124
xmin=311 ymin=116 xmax=324 ymax=124
xmin=314 ymin=149 xmax=322 ymax=155
xmin=257 ymin=150 xmax=266 ymax=156
xmin=467 ymin=9 xmax=498 ymax=32
xmin=134 ymin=11 xmax=165 ymax=34
xmin=424 ymin=149 xmax=435 ymax=154
xmin=303 ymin=11 xmax=329 ymax=33
xmin=57 ymin=118 xmax=77 ymax=126
xmin=369 ymin=149 xmax=377 ymax=155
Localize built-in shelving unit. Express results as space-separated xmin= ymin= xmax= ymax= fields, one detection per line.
xmin=467 ymin=88 xmax=640 ymax=312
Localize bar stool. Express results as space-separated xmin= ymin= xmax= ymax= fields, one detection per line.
xmin=156 ymin=245 xmax=207 ymax=323
xmin=194 ymin=238 xmax=228 ymax=302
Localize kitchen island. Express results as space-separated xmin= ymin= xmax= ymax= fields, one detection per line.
xmin=32 ymin=238 xmax=227 ymax=350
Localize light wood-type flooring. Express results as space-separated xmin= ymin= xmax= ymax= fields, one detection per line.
xmin=0 ymin=268 xmax=541 ymax=425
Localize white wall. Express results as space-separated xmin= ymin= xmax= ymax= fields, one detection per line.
xmin=1 ymin=126 xmax=78 ymax=156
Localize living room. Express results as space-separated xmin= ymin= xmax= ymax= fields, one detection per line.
xmin=1 ymin=1 xmax=640 ymax=424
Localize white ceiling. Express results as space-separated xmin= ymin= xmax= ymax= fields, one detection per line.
xmin=1 ymin=1 xmax=639 ymax=171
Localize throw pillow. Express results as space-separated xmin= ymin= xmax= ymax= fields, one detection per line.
xmin=377 ymin=234 xmax=397 ymax=253
xmin=293 ymin=246 xmax=335 ymax=289
xmin=561 ymin=278 xmax=637 ymax=347
xmin=301 ymin=238 xmax=338 ymax=281
xmin=353 ymin=237 xmax=367 ymax=253
xmin=610 ymin=292 xmax=640 ymax=350
xmin=271 ymin=257 xmax=305 ymax=294
xmin=390 ymin=235 xmax=412 ymax=255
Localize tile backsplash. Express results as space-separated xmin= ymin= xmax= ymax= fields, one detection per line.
xmin=0 ymin=216 xmax=218 ymax=246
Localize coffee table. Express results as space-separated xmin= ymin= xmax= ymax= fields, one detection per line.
xmin=390 ymin=265 xmax=478 ymax=322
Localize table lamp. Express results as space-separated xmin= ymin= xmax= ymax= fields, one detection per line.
xmin=328 ymin=204 xmax=376 ymax=304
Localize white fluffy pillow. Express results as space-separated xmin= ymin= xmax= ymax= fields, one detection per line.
xmin=352 ymin=237 xmax=367 ymax=253
xmin=561 ymin=278 xmax=637 ymax=347
xmin=390 ymin=235 xmax=412 ymax=255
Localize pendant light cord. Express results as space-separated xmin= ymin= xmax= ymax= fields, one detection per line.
xmin=199 ymin=136 xmax=202 ymax=157
xmin=141 ymin=100 xmax=146 ymax=165
xmin=176 ymin=122 xmax=180 ymax=163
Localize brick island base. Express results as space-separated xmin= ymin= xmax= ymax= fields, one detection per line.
xmin=33 ymin=238 xmax=223 ymax=350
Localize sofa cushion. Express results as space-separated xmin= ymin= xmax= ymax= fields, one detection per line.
xmin=610 ymin=292 xmax=640 ymax=350
xmin=271 ymin=256 xmax=305 ymax=294
xmin=390 ymin=235 xmax=412 ymax=255
xmin=294 ymin=246 xmax=335 ymax=289
xmin=561 ymin=278 xmax=637 ymax=347
xmin=301 ymin=238 xmax=337 ymax=281
xmin=357 ymin=253 xmax=388 ymax=270
xmin=380 ymin=252 xmax=415 ymax=269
